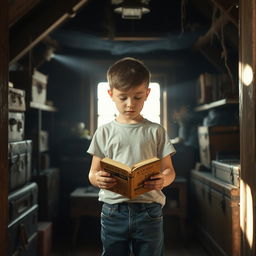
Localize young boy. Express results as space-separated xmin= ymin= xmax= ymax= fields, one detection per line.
xmin=87 ymin=57 xmax=176 ymax=256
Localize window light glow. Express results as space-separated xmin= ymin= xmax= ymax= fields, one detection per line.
xmin=97 ymin=82 xmax=161 ymax=127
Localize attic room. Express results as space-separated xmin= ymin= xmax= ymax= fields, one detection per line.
xmin=0 ymin=0 xmax=256 ymax=256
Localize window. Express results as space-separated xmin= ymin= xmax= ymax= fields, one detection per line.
xmin=97 ymin=82 xmax=161 ymax=127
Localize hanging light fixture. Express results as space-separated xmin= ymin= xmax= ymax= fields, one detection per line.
xmin=112 ymin=0 xmax=150 ymax=19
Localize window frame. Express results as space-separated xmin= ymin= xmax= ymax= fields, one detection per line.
xmin=89 ymin=74 xmax=168 ymax=134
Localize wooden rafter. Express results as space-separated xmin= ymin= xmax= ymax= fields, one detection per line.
xmin=9 ymin=0 xmax=88 ymax=65
xmin=193 ymin=13 xmax=229 ymax=49
xmin=211 ymin=0 xmax=238 ymax=28
xmin=195 ymin=39 xmax=237 ymax=76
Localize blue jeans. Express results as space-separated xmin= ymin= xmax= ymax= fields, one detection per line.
xmin=100 ymin=202 xmax=164 ymax=256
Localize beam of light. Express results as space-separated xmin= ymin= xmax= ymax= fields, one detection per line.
xmin=52 ymin=53 xmax=105 ymax=74
xmin=239 ymin=62 xmax=254 ymax=86
xmin=240 ymin=179 xmax=254 ymax=248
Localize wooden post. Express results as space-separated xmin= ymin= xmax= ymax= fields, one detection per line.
xmin=239 ymin=0 xmax=256 ymax=255
xmin=0 ymin=0 xmax=9 ymax=255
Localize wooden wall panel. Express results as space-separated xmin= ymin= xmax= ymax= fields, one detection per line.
xmin=239 ymin=0 xmax=256 ymax=255
xmin=0 ymin=0 xmax=9 ymax=255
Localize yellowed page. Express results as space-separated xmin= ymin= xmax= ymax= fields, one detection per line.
xmin=131 ymin=159 xmax=161 ymax=198
xmin=131 ymin=157 xmax=159 ymax=170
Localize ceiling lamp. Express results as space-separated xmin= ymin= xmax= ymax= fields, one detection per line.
xmin=112 ymin=0 xmax=150 ymax=19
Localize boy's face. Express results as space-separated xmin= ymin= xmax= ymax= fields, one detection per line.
xmin=108 ymin=82 xmax=150 ymax=123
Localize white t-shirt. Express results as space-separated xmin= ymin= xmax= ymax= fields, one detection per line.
xmin=87 ymin=118 xmax=176 ymax=206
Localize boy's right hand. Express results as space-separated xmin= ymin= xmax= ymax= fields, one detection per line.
xmin=95 ymin=171 xmax=117 ymax=189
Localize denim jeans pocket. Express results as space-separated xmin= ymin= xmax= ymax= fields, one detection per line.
xmin=101 ymin=203 xmax=116 ymax=218
xmin=145 ymin=203 xmax=163 ymax=220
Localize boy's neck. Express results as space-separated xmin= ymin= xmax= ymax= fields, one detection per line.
xmin=115 ymin=114 xmax=144 ymax=124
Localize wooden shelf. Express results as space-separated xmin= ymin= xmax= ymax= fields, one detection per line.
xmin=30 ymin=101 xmax=57 ymax=112
xmin=194 ymin=98 xmax=239 ymax=112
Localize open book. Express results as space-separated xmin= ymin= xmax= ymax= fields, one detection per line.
xmin=100 ymin=157 xmax=161 ymax=199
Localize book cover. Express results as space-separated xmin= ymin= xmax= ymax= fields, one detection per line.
xmin=100 ymin=157 xmax=161 ymax=199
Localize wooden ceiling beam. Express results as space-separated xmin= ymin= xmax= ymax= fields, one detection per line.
xmin=101 ymin=36 xmax=164 ymax=41
xmin=190 ymin=0 xmax=238 ymax=48
xmin=9 ymin=0 xmax=88 ymax=65
xmin=193 ymin=13 xmax=229 ymax=49
xmin=192 ymin=0 xmax=238 ymax=77
xmin=211 ymin=0 xmax=238 ymax=28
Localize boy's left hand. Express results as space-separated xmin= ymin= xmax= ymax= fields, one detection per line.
xmin=144 ymin=173 xmax=165 ymax=190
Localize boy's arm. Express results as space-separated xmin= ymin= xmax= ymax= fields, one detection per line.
xmin=88 ymin=155 xmax=117 ymax=189
xmin=144 ymin=154 xmax=176 ymax=190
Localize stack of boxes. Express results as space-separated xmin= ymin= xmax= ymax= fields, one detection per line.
xmin=8 ymin=69 xmax=55 ymax=256
xmin=30 ymin=70 xmax=55 ymax=256
xmin=30 ymin=70 xmax=58 ymax=233
xmin=7 ymin=82 xmax=39 ymax=255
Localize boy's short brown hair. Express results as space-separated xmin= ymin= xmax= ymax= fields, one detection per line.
xmin=107 ymin=57 xmax=151 ymax=90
